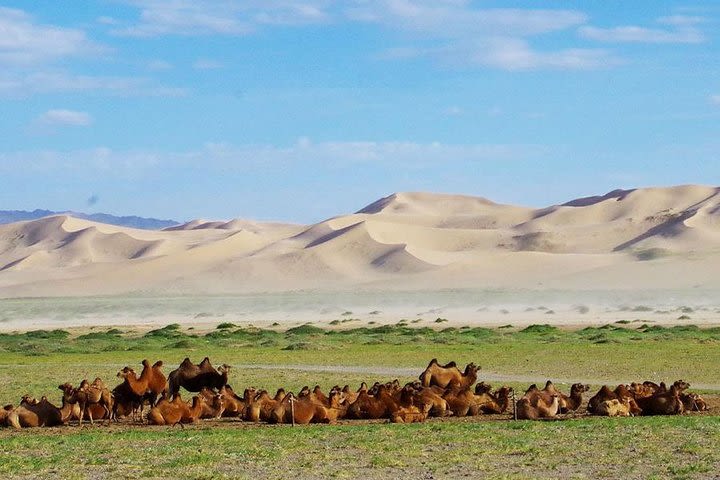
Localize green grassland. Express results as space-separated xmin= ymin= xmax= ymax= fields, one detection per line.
xmin=0 ymin=322 xmax=719 ymax=479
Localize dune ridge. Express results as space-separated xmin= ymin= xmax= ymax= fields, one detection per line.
xmin=1 ymin=185 xmax=720 ymax=297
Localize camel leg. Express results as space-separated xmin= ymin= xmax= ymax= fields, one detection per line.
xmin=78 ymin=403 xmax=85 ymax=426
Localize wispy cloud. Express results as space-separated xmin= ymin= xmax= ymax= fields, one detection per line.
xmin=0 ymin=139 xmax=551 ymax=176
xmin=0 ymin=71 xmax=187 ymax=97
xmin=0 ymin=7 xmax=106 ymax=66
xmin=579 ymin=16 xmax=706 ymax=43
xmin=112 ymin=0 xmax=331 ymax=37
xmin=192 ymin=59 xmax=224 ymax=70
xmin=38 ymin=109 xmax=93 ymax=127
xmin=346 ymin=2 xmax=587 ymax=37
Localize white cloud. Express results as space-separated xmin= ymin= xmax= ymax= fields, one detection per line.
xmin=38 ymin=109 xmax=92 ymax=126
xmin=579 ymin=16 xmax=705 ymax=44
xmin=347 ymin=2 xmax=587 ymax=37
xmin=113 ymin=0 xmax=331 ymax=37
xmin=0 ymin=140 xmax=551 ymax=176
xmin=0 ymin=71 xmax=187 ymax=97
xmin=0 ymin=7 xmax=105 ymax=66
xmin=147 ymin=59 xmax=173 ymax=71
xmin=192 ymin=59 xmax=224 ymax=70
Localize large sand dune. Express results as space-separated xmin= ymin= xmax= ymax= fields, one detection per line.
xmin=1 ymin=185 xmax=720 ymax=297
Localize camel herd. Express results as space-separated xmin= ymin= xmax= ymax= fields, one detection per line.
xmin=0 ymin=357 xmax=710 ymax=429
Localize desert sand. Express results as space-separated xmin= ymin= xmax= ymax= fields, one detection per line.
xmin=1 ymin=184 xmax=719 ymax=330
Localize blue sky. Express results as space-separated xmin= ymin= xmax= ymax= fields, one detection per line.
xmin=0 ymin=1 xmax=718 ymax=222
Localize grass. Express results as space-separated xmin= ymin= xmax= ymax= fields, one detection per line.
xmin=0 ymin=415 xmax=718 ymax=479
xmin=0 ymin=323 xmax=719 ymax=478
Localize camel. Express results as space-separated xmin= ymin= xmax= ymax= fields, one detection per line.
xmin=391 ymin=386 xmax=432 ymax=423
xmin=167 ymin=357 xmax=230 ymax=398
xmin=588 ymin=385 xmax=642 ymax=416
xmin=347 ymin=385 xmax=398 ymax=420
xmin=596 ymin=398 xmax=633 ymax=417
xmin=414 ymin=385 xmax=451 ymax=417
xmin=7 ymin=396 xmax=64 ymax=429
xmin=0 ymin=405 xmax=13 ymax=426
xmin=419 ymin=359 xmax=479 ymax=389
xmin=517 ymin=393 xmax=560 ymax=420
xmin=59 ymin=380 xmax=113 ymax=425
xmin=147 ymin=394 xmax=206 ymax=426
xmin=443 ymin=387 xmax=482 ymax=417
xmin=116 ymin=360 xmax=167 ymax=406
xmin=198 ymin=388 xmax=226 ymax=419
xmin=111 ymin=375 xmax=145 ymax=422
xmin=636 ymin=383 xmax=685 ymax=416
xmin=559 ymin=383 xmax=590 ymax=413
xmin=218 ymin=385 xmax=253 ymax=418
xmin=245 ymin=390 xmax=284 ymax=422
xmin=270 ymin=392 xmax=331 ymax=424
xmin=680 ymin=392 xmax=709 ymax=412
xmin=474 ymin=385 xmax=513 ymax=414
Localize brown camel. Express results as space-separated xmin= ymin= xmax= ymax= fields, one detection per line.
xmin=680 ymin=392 xmax=709 ymax=412
xmin=517 ymin=393 xmax=560 ymax=420
xmin=419 ymin=359 xmax=479 ymax=389
xmin=391 ymin=385 xmax=432 ymax=423
xmin=636 ymin=383 xmax=685 ymax=416
xmin=596 ymin=398 xmax=633 ymax=417
xmin=245 ymin=389 xmax=283 ymax=422
xmin=198 ymin=388 xmax=226 ymax=419
xmin=167 ymin=357 xmax=230 ymax=398
xmin=218 ymin=385 xmax=253 ymax=418
xmin=347 ymin=385 xmax=398 ymax=420
xmin=474 ymin=385 xmax=513 ymax=414
xmin=560 ymin=383 xmax=590 ymax=413
xmin=270 ymin=392 xmax=331 ymax=424
xmin=59 ymin=380 xmax=113 ymax=425
xmin=7 ymin=396 xmax=64 ymax=429
xmin=147 ymin=394 xmax=206 ymax=425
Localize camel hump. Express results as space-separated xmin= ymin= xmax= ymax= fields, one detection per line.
xmin=442 ymin=361 xmax=457 ymax=369
xmin=142 ymin=359 xmax=150 ymax=366
xmin=152 ymin=360 xmax=164 ymax=368
xmin=427 ymin=358 xmax=438 ymax=367
xmin=180 ymin=358 xmax=193 ymax=368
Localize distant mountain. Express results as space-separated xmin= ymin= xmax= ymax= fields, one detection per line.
xmin=0 ymin=209 xmax=179 ymax=230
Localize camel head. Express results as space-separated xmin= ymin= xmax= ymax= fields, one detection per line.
xmin=673 ymin=380 xmax=690 ymax=392
xmin=117 ymin=366 xmax=134 ymax=378
xmin=21 ymin=394 xmax=39 ymax=405
xmin=475 ymin=382 xmax=492 ymax=395
xmin=571 ymin=383 xmax=591 ymax=395
xmin=218 ymin=364 xmax=231 ymax=374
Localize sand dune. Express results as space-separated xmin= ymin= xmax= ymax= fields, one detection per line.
xmin=1 ymin=185 xmax=720 ymax=297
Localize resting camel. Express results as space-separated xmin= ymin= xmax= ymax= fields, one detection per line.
xmin=270 ymin=392 xmax=334 ymax=424
xmin=167 ymin=357 xmax=230 ymax=398
xmin=7 ymin=396 xmax=64 ymax=429
xmin=596 ymin=398 xmax=633 ymax=417
xmin=419 ymin=359 xmax=479 ymax=389
xmin=517 ymin=393 xmax=560 ymax=420
xmin=245 ymin=389 xmax=285 ymax=422
xmin=680 ymin=392 xmax=709 ymax=412
xmin=413 ymin=385 xmax=451 ymax=417
xmin=147 ymin=394 xmax=206 ymax=426
xmin=587 ymin=385 xmax=642 ymax=416
xmin=347 ymin=384 xmax=398 ymax=420
xmin=198 ymin=388 xmax=226 ymax=419
xmin=559 ymin=383 xmax=590 ymax=413
xmin=636 ymin=382 xmax=686 ymax=416
xmin=391 ymin=385 xmax=432 ymax=423
xmin=442 ymin=387 xmax=482 ymax=417
xmin=218 ymin=385 xmax=253 ymax=418
xmin=474 ymin=384 xmax=513 ymax=414
xmin=0 ymin=405 xmax=13 ymax=426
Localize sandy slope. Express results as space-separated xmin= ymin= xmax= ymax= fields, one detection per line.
xmin=1 ymin=185 xmax=720 ymax=297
